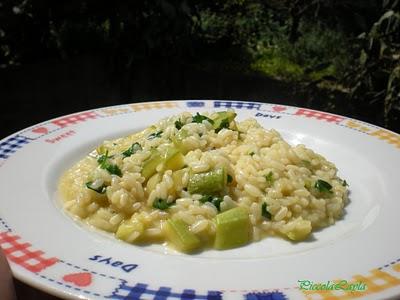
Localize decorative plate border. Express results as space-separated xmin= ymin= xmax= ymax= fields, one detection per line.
xmin=1 ymin=100 xmax=400 ymax=300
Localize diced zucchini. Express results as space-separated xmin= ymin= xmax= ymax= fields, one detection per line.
xmin=187 ymin=167 xmax=226 ymax=195
xmin=171 ymin=129 xmax=190 ymax=154
xmin=164 ymin=219 xmax=200 ymax=252
xmin=214 ymin=207 xmax=251 ymax=250
xmin=163 ymin=147 xmax=185 ymax=171
xmin=141 ymin=149 xmax=163 ymax=180
xmin=212 ymin=111 xmax=237 ymax=132
xmin=116 ymin=220 xmax=144 ymax=243
xmin=142 ymin=147 xmax=185 ymax=180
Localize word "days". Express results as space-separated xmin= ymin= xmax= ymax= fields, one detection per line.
xmin=255 ymin=112 xmax=281 ymax=119
xmin=89 ymin=255 xmax=138 ymax=273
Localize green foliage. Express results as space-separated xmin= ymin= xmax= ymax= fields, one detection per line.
xmin=0 ymin=0 xmax=399 ymax=130
xmin=250 ymin=22 xmax=348 ymax=82
xmin=345 ymin=1 xmax=400 ymax=126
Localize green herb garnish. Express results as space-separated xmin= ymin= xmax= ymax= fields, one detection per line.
xmin=122 ymin=142 xmax=142 ymax=157
xmin=265 ymin=171 xmax=274 ymax=184
xmin=175 ymin=119 xmax=184 ymax=130
xmin=148 ymin=130 xmax=163 ymax=140
xmin=227 ymin=174 xmax=233 ymax=183
xmin=212 ymin=197 xmax=223 ymax=211
xmin=315 ymin=179 xmax=333 ymax=194
xmin=215 ymin=118 xmax=230 ymax=133
xmin=199 ymin=195 xmax=223 ymax=212
xmin=261 ymin=202 xmax=271 ymax=219
xmin=249 ymin=151 xmax=255 ymax=156
xmin=97 ymin=150 xmax=122 ymax=176
xmin=105 ymin=164 xmax=122 ymax=176
xmin=152 ymin=198 xmax=174 ymax=210
xmin=97 ymin=150 xmax=109 ymax=166
xmin=192 ymin=113 xmax=214 ymax=124
xmin=342 ymin=180 xmax=349 ymax=187
xmin=85 ymin=181 xmax=107 ymax=194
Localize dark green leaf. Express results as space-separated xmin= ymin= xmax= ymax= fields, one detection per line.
xmin=227 ymin=174 xmax=233 ymax=183
xmin=147 ymin=131 xmax=163 ymax=140
xmin=192 ymin=112 xmax=214 ymax=124
xmin=122 ymin=142 xmax=142 ymax=157
xmin=85 ymin=181 xmax=107 ymax=194
xmin=97 ymin=150 xmax=122 ymax=176
xmin=175 ymin=119 xmax=184 ymax=130
xmin=261 ymin=202 xmax=271 ymax=219
xmin=315 ymin=179 xmax=333 ymax=193
xmin=211 ymin=197 xmax=223 ymax=211
xmin=152 ymin=198 xmax=174 ymax=210
xmin=97 ymin=150 xmax=109 ymax=166
xmin=199 ymin=195 xmax=214 ymax=203
xmin=342 ymin=180 xmax=349 ymax=187
xmin=199 ymin=195 xmax=223 ymax=212
xmin=105 ymin=164 xmax=122 ymax=176
xmin=265 ymin=171 xmax=274 ymax=184
xmin=215 ymin=118 xmax=230 ymax=133
xmin=249 ymin=151 xmax=255 ymax=156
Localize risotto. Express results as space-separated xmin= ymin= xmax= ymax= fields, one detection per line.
xmin=59 ymin=111 xmax=348 ymax=252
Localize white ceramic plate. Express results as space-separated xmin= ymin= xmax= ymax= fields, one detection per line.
xmin=1 ymin=100 xmax=400 ymax=300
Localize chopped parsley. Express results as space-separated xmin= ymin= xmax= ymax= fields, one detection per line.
xmin=315 ymin=179 xmax=333 ymax=194
xmin=152 ymin=198 xmax=174 ymax=210
xmin=97 ymin=150 xmax=122 ymax=176
xmin=147 ymin=130 xmax=163 ymax=140
xmin=175 ymin=119 xmax=184 ymax=130
xmin=122 ymin=142 xmax=142 ymax=157
xmin=105 ymin=164 xmax=122 ymax=176
xmin=215 ymin=118 xmax=230 ymax=133
xmin=192 ymin=112 xmax=214 ymax=124
xmin=265 ymin=171 xmax=274 ymax=184
xmin=199 ymin=195 xmax=223 ymax=212
xmin=227 ymin=174 xmax=233 ymax=183
xmin=85 ymin=181 xmax=107 ymax=194
xmin=249 ymin=151 xmax=255 ymax=156
xmin=261 ymin=202 xmax=271 ymax=219
xmin=342 ymin=180 xmax=349 ymax=187
xmin=97 ymin=150 xmax=109 ymax=166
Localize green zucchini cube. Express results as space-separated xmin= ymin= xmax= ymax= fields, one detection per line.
xmin=164 ymin=219 xmax=200 ymax=252
xmin=214 ymin=207 xmax=251 ymax=250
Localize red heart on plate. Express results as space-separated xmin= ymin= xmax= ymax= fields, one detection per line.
xmin=272 ymin=105 xmax=287 ymax=112
xmin=62 ymin=272 xmax=92 ymax=287
xmin=32 ymin=127 xmax=49 ymax=134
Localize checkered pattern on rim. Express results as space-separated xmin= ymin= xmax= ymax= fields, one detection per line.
xmin=0 ymin=135 xmax=30 ymax=159
xmin=301 ymin=268 xmax=400 ymax=300
xmin=186 ymin=101 xmax=205 ymax=107
xmin=0 ymin=232 xmax=58 ymax=272
xmin=370 ymin=129 xmax=400 ymax=148
xmin=214 ymin=101 xmax=261 ymax=110
xmin=130 ymin=102 xmax=178 ymax=111
xmin=109 ymin=282 xmax=222 ymax=300
xmin=294 ymin=108 xmax=344 ymax=123
xmin=245 ymin=291 xmax=287 ymax=300
xmin=51 ymin=111 xmax=98 ymax=128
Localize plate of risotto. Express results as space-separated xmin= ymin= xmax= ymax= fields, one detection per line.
xmin=0 ymin=100 xmax=399 ymax=300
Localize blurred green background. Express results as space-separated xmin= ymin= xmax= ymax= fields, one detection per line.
xmin=0 ymin=0 xmax=399 ymax=135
